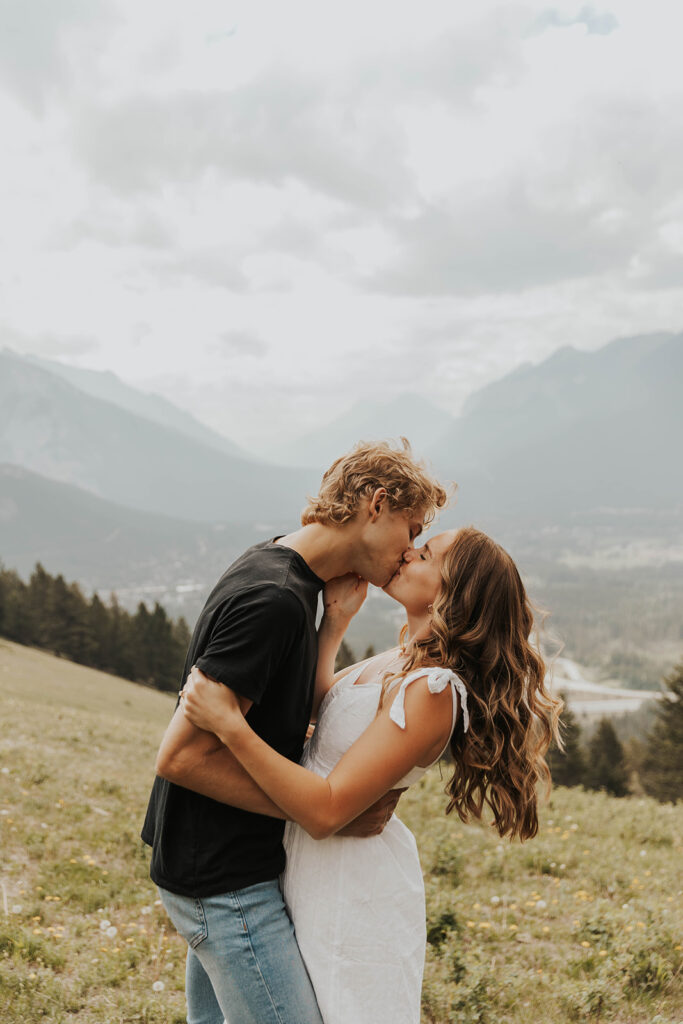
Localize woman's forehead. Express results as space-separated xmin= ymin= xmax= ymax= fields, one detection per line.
xmin=428 ymin=529 xmax=458 ymax=553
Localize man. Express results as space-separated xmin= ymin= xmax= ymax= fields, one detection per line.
xmin=142 ymin=440 xmax=447 ymax=1024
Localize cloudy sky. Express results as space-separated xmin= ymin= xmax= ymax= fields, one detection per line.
xmin=1 ymin=0 xmax=682 ymax=451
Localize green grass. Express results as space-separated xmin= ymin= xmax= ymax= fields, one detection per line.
xmin=1 ymin=639 xmax=681 ymax=1023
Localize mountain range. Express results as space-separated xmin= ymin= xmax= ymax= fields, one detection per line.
xmin=0 ymin=349 xmax=317 ymax=524
xmin=0 ymin=463 xmax=255 ymax=597
xmin=431 ymin=331 xmax=683 ymax=525
xmin=271 ymin=393 xmax=455 ymax=468
xmin=24 ymin=352 xmax=251 ymax=460
xmin=1 ymin=332 xmax=681 ymax=620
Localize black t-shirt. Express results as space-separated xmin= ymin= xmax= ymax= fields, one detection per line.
xmin=141 ymin=540 xmax=323 ymax=896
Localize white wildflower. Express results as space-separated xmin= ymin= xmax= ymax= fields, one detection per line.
xmin=99 ymin=920 xmax=111 ymax=931
xmin=152 ymin=980 xmax=165 ymax=992
xmin=105 ymin=926 xmax=117 ymax=939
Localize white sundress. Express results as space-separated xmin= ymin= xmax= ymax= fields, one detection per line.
xmin=281 ymin=665 xmax=470 ymax=1024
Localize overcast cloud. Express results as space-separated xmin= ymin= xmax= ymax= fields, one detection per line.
xmin=0 ymin=0 xmax=681 ymax=452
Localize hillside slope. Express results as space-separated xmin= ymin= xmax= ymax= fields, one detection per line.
xmin=0 ymin=640 xmax=681 ymax=1024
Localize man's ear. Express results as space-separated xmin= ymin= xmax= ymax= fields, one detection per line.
xmin=368 ymin=487 xmax=388 ymax=521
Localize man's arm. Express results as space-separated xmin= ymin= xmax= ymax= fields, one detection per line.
xmin=157 ymin=696 xmax=403 ymax=834
xmin=155 ymin=704 xmax=285 ymax=817
xmin=313 ymin=575 xmax=368 ymax=716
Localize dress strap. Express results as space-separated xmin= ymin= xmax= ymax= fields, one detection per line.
xmin=388 ymin=667 xmax=470 ymax=735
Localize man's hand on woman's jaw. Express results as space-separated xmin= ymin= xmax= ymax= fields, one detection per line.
xmin=322 ymin=574 xmax=369 ymax=622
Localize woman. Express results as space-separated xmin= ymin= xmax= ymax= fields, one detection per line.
xmin=181 ymin=526 xmax=562 ymax=1024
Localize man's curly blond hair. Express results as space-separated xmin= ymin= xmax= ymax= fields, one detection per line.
xmin=301 ymin=439 xmax=449 ymax=528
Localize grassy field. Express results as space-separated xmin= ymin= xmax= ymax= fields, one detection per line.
xmin=0 ymin=639 xmax=681 ymax=1024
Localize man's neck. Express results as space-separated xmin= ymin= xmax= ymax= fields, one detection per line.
xmin=276 ymin=523 xmax=358 ymax=582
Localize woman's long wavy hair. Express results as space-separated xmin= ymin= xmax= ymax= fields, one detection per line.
xmin=381 ymin=527 xmax=562 ymax=841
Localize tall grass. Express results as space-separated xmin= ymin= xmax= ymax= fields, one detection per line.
xmin=1 ymin=639 xmax=681 ymax=1023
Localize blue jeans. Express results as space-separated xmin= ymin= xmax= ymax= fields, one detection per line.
xmin=158 ymin=880 xmax=323 ymax=1024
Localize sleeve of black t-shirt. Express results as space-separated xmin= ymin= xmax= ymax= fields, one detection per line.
xmin=194 ymin=584 xmax=305 ymax=705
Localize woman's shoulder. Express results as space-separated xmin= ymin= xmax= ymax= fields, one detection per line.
xmin=384 ymin=666 xmax=457 ymax=728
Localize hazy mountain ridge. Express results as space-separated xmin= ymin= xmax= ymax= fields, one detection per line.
xmin=0 ymin=350 xmax=316 ymax=524
xmin=432 ymin=331 xmax=683 ymax=524
xmin=23 ymin=351 xmax=251 ymax=460
xmin=0 ymin=463 xmax=257 ymax=610
xmin=271 ymin=392 xmax=455 ymax=468
xmin=2 ymin=333 xmax=682 ymax=678
xmin=4 ymin=332 xmax=680 ymax=528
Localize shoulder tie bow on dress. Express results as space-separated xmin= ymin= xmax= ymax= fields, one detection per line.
xmin=388 ymin=667 xmax=470 ymax=735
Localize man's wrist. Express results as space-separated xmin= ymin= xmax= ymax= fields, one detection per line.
xmin=320 ymin=611 xmax=350 ymax=633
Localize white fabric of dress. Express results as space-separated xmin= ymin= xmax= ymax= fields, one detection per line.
xmin=281 ymin=664 xmax=469 ymax=1024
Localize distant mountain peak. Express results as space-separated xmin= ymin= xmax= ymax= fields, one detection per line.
xmin=11 ymin=349 xmax=251 ymax=461
xmin=270 ymin=391 xmax=455 ymax=467
xmin=432 ymin=330 xmax=682 ymax=519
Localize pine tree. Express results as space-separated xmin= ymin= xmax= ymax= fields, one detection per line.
xmin=46 ymin=575 xmax=93 ymax=663
xmin=584 ymin=718 xmax=629 ymax=797
xmin=0 ymin=567 xmax=30 ymax=642
xmin=639 ymin=662 xmax=683 ymax=803
xmin=131 ymin=602 xmax=153 ymax=685
xmin=108 ymin=595 xmax=135 ymax=680
xmin=363 ymin=644 xmax=376 ymax=660
xmin=171 ymin=616 xmax=192 ymax=687
xmin=0 ymin=564 xmax=193 ymax=694
xmin=547 ymin=696 xmax=585 ymax=787
xmin=88 ymin=593 xmax=111 ymax=670
xmin=145 ymin=602 xmax=179 ymax=692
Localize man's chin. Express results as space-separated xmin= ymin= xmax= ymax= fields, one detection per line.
xmin=382 ymin=570 xmax=400 ymax=593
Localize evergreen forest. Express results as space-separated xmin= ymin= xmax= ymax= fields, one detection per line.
xmin=0 ymin=562 xmax=191 ymax=693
